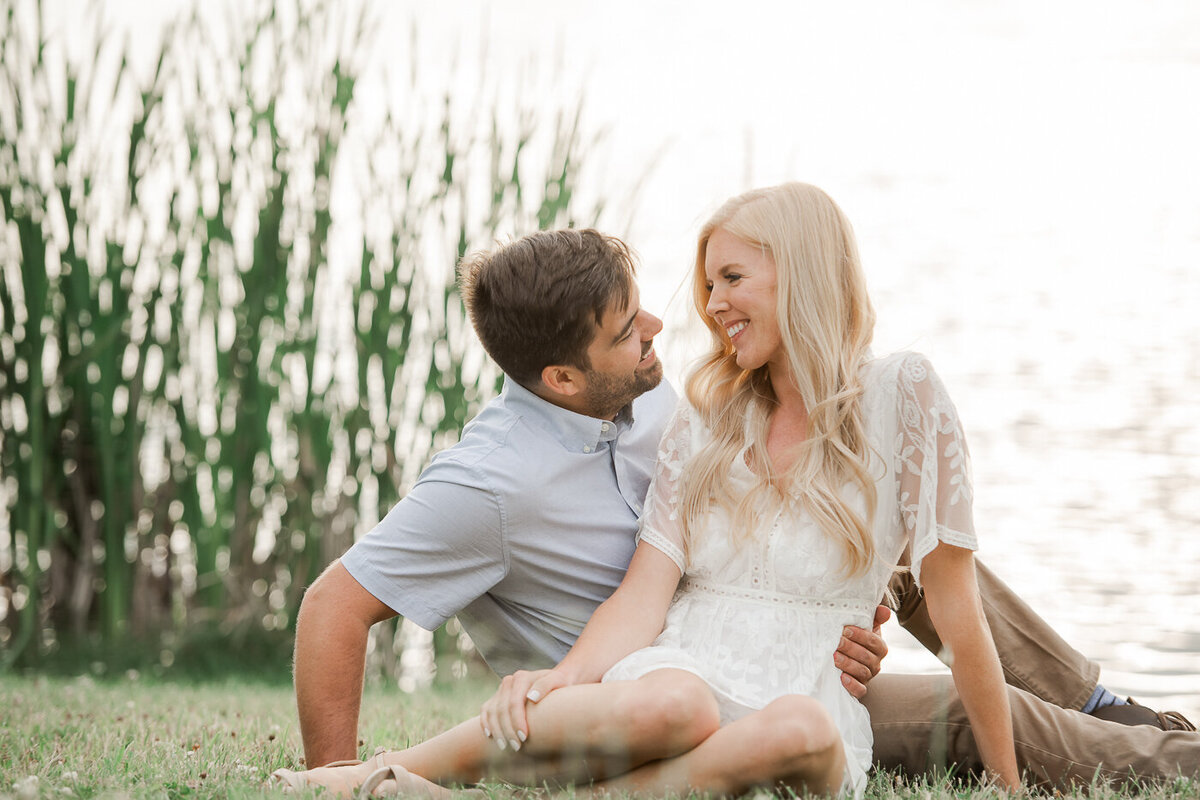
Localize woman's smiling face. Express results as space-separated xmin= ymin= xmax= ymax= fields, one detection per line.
xmin=703 ymin=227 xmax=783 ymax=373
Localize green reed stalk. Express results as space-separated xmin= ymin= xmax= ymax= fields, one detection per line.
xmin=0 ymin=0 xmax=616 ymax=677
xmin=0 ymin=1 xmax=53 ymax=664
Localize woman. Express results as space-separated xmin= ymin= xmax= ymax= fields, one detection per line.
xmin=274 ymin=183 xmax=1018 ymax=797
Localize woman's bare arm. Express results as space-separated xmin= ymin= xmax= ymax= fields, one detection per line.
xmin=920 ymin=543 xmax=1019 ymax=789
xmin=481 ymin=542 xmax=681 ymax=749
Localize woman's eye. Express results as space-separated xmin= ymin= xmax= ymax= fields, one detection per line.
xmin=726 ymin=274 xmax=742 ymax=283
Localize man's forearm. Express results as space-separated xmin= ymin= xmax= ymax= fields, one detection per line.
xmin=294 ymin=592 xmax=372 ymax=767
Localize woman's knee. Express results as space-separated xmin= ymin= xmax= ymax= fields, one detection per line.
xmin=759 ymin=695 xmax=841 ymax=765
xmin=619 ymin=671 xmax=720 ymax=750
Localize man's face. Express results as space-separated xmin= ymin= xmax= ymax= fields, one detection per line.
xmin=578 ymin=284 xmax=664 ymax=419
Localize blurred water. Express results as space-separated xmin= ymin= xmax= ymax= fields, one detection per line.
xmin=858 ymin=181 xmax=1200 ymax=719
xmin=95 ymin=0 xmax=1199 ymax=717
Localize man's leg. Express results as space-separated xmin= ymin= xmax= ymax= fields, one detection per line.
xmin=889 ymin=559 xmax=1099 ymax=709
xmin=863 ymin=673 xmax=1199 ymax=787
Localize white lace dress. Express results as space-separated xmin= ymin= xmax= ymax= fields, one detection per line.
xmin=602 ymin=353 xmax=979 ymax=796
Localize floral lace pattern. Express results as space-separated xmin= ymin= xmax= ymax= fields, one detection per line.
xmin=890 ymin=352 xmax=976 ymax=584
xmin=611 ymin=352 xmax=978 ymax=797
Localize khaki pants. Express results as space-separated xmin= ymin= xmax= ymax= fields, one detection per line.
xmin=863 ymin=562 xmax=1199 ymax=787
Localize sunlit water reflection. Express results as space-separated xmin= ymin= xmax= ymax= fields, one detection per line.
xmin=861 ymin=190 xmax=1200 ymax=720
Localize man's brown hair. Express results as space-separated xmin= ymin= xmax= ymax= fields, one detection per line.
xmin=459 ymin=229 xmax=636 ymax=387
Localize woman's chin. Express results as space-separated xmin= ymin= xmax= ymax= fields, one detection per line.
xmin=733 ymin=351 xmax=762 ymax=371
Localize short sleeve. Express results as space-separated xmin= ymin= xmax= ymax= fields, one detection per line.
xmin=893 ymin=354 xmax=977 ymax=586
xmin=635 ymin=401 xmax=697 ymax=575
xmin=340 ymin=460 xmax=505 ymax=630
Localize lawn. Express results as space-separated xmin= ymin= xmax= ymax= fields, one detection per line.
xmin=0 ymin=674 xmax=1195 ymax=799
xmin=0 ymin=673 xmax=492 ymax=799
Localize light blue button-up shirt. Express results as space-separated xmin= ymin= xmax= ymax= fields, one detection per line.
xmin=342 ymin=377 xmax=677 ymax=676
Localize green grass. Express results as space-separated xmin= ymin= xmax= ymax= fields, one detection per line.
xmin=0 ymin=673 xmax=494 ymax=799
xmin=0 ymin=675 xmax=1195 ymax=799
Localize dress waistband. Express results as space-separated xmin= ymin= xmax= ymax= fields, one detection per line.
xmin=678 ymin=577 xmax=877 ymax=616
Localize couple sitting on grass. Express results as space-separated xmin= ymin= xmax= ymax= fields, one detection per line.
xmin=276 ymin=183 xmax=1198 ymax=797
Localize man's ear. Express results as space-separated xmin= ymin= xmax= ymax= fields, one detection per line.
xmin=539 ymin=364 xmax=585 ymax=398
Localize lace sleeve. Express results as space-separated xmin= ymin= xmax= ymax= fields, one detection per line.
xmin=894 ymin=354 xmax=978 ymax=586
xmin=635 ymin=401 xmax=696 ymax=575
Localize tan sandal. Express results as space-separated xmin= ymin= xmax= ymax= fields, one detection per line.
xmin=270 ymin=749 xmax=388 ymax=794
xmin=356 ymin=764 xmax=461 ymax=799
xmin=269 ymin=758 xmax=360 ymax=791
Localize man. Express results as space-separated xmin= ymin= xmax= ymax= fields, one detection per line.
xmin=294 ymin=229 xmax=1196 ymax=788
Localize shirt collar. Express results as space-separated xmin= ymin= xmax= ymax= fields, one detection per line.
xmin=501 ymin=377 xmax=633 ymax=454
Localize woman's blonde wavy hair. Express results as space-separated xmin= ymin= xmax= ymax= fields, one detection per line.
xmin=681 ymin=182 xmax=878 ymax=575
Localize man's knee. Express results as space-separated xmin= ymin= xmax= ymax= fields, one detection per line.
xmin=865 ymin=673 xmax=979 ymax=774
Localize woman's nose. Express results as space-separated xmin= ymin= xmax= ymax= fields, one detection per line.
xmin=705 ymin=287 xmax=725 ymax=318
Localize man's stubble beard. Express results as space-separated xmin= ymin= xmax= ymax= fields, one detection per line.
xmin=582 ymin=360 xmax=664 ymax=420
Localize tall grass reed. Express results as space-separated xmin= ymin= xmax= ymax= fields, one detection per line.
xmin=0 ymin=0 xmax=608 ymax=680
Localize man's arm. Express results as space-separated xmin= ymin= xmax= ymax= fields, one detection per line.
xmin=294 ymin=559 xmax=397 ymax=767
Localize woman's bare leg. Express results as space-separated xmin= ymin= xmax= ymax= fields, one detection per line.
xmin=587 ymin=694 xmax=846 ymax=798
xmin=388 ymin=668 xmax=721 ymax=785
xmin=277 ymin=682 xmax=843 ymax=797
xmin=280 ymin=669 xmax=721 ymax=793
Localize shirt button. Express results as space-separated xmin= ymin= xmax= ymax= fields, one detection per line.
xmin=601 ymin=423 xmax=611 ymax=432
xmin=583 ymin=445 xmax=592 ymax=453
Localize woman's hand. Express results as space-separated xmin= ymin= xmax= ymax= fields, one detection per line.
xmin=479 ymin=668 xmax=573 ymax=751
xmin=478 ymin=543 xmax=681 ymax=752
